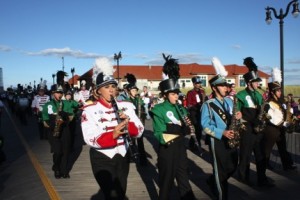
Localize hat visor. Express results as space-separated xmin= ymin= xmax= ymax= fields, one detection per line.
xmin=96 ymin=80 xmax=118 ymax=89
xmin=215 ymin=82 xmax=228 ymax=87
xmin=164 ymin=88 xmax=181 ymax=94
xmin=250 ymin=77 xmax=262 ymax=82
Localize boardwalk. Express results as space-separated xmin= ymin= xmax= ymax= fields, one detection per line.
xmin=1 ymin=103 xmax=300 ymax=200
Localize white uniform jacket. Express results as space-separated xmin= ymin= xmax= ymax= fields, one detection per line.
xmin=31 ymin=95 xmax=50 ymax=113
xmin=81 ymin=98 xmax=144 ymax=159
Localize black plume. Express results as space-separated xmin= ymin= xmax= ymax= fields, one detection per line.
xmin=124 ymin=73 xmax=136 ymax=85
xmin=243 ymin=57 xmax=258 ymax=72
xmin=162 ymin=53 xmax=180 ymax=80
xmin=56 ymin=71 xmax=67 ymax=86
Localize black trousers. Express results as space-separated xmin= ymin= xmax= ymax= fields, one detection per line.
xmin=209 ymin=137 xmax=238 ymax=200
xmin=237 ymin=125 xmax=267 ymax=183
xmin=189 ymin=107 xmax=202 ymax=147
xmin=277 ymin=127 xmax=294 ymax=168
xmin=48 ymin=126 xmax=71 ymax=175
xmin=90 ymin=148 xmax=130 ymax=200
xmin=263 ymin=125 xmax=294 ymax=169
xmin=157 ymin=137 xmax=195 ymax=200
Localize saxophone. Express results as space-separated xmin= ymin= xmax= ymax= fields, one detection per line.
xmin=254 ymin=86 xmax=271 ymax=133
xmin=53 ymin=101 xmax=64 ymax=137
xmin=228 ymin=96 xmax=246 ymax=148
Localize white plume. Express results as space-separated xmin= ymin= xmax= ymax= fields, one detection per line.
xmin=92 ymin=57 xmax=115 ymax=84
xmin=211 ymin=57 xmax=228 ymax=77
xmin=81 ymin=80 xmax=86 ymax=86
xmin=271 ymin=67 xmax=282 ymax=83
xmin=162 ymin=72 xmax=169 ymax=80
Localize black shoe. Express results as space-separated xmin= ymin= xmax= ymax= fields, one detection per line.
xmin=283 ymin=164 xmax=297 ymax=171
xmin=62 ymin=174 xmax=70 ymax=178
xmin=54 ymin=171 xmax=61 ymax=179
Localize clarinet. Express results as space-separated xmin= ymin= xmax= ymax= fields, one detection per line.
xmin=110 ymin=95 xmax=139 ymax=162
xmin=175 ymin=101 xmax=203 ymax=156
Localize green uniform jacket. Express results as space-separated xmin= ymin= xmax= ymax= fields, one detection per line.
xmin=236 ymin=88 xmax=263 ymax=124
xmin=150 ymin=101 xmax=188 ymax=145
xmin=42 ymin=99 xmax=74 ymax=127
xmin=63 ymin=99 xmax=79 ymax=116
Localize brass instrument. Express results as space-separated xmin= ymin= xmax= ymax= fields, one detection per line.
xmin=285 ymin=97 xmax=295 ymax=133
xmin=228 ymin=96 xmax=246 ymax=149
xmin=175 ymin=101 xmax=203 ymax=156
xmin=53 ymin=101 xmax=64 ymax=137
xmin=254 ymin=86 xmax=271 ymax=133
xmin=111 ymin=95 xmax=139 ymax=161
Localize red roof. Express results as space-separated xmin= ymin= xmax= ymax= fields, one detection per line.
xmin=71 ymin=63 xmax=269 ymax=82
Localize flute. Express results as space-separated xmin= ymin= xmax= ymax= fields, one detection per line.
xmin=110 ymin=95 xmax=139 ymax=162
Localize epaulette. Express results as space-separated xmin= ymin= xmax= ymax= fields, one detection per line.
xmin=82 ymin=100 xmax=97 ymax=108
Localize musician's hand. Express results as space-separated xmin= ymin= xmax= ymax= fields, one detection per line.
xmin=113 ymin=118 xmax=129 ymax=139
xmin=43 ymin=121 xmax=50 ymax=128
xmin=235 ymin=111 xmax=242 ymax=120
xmin=223 ymin=130 xmax=234 ymax=139
xmin=119 ymin=112 xmax=130 ymax=120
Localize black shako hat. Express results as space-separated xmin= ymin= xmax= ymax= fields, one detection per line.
xmin=192 ymin=76 xmax=202 ymax=84
xmin=93 ymin=57 xmax=117 ymax=89
xmin=51 ymin=71 xmax=67 ymax=93
xmin=159 ymin=53 xmax=181 ymax=94
xmin=159 ymin=78 xmax=180 ymax=94
xmin=125 ymin=73 xmax=139 ymax=91
xmin=243 ymin=71 xmax=262 ymax=83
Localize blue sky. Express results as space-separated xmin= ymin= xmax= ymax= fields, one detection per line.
xmin=0 ymin=0 xmax=299 ymax=89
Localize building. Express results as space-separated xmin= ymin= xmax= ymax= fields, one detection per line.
xmin=72 ymin=63 xmax=269 ymax=90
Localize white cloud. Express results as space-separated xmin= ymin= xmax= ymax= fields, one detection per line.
xmin=25 ymin=47 xmax=103 ymax=58
xmin=0 ymin=45 xmax=12 ymax=52
xmin=231 ymin=44 xmax=241 ymax=49
xmin=287 ymin=59 xmax=300 ymax=64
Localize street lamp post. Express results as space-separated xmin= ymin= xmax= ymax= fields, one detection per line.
xmin=265 ymin=0 xmax=299 ymax=96
xmin=71 ymin=68 xmax=75 ymax=88
xmin=52 ymin=74 xmax=56 ymax=85
xmin=62 ymin=57 xmax=65 ymax=72
xmin=114 ymin=51 xmax=122 ymax=83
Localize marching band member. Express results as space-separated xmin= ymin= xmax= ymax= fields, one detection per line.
xmin=77 ymin=80 xmax=90 ymax=106
xmin=81 ymin=57 xmax=144 ymax=199
xmin=263 ymin=68 xmax=296 ymax=171
xmin=42 ymin=71 xmax=72 ymax=179
xmin=31 ymin=80 xmax=50 ymax=139
xmin=236 ymin=57 xmax=274 ymax=187
xmin=186 ymin=76 xmax=205 ymax=152
xmin=150 ymin=54 xmax=195 ymax=200
xmin=201 ymin=57 xmax=240 ymax=200
xmin=124 ymin=73 xmax=148 ymax=166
